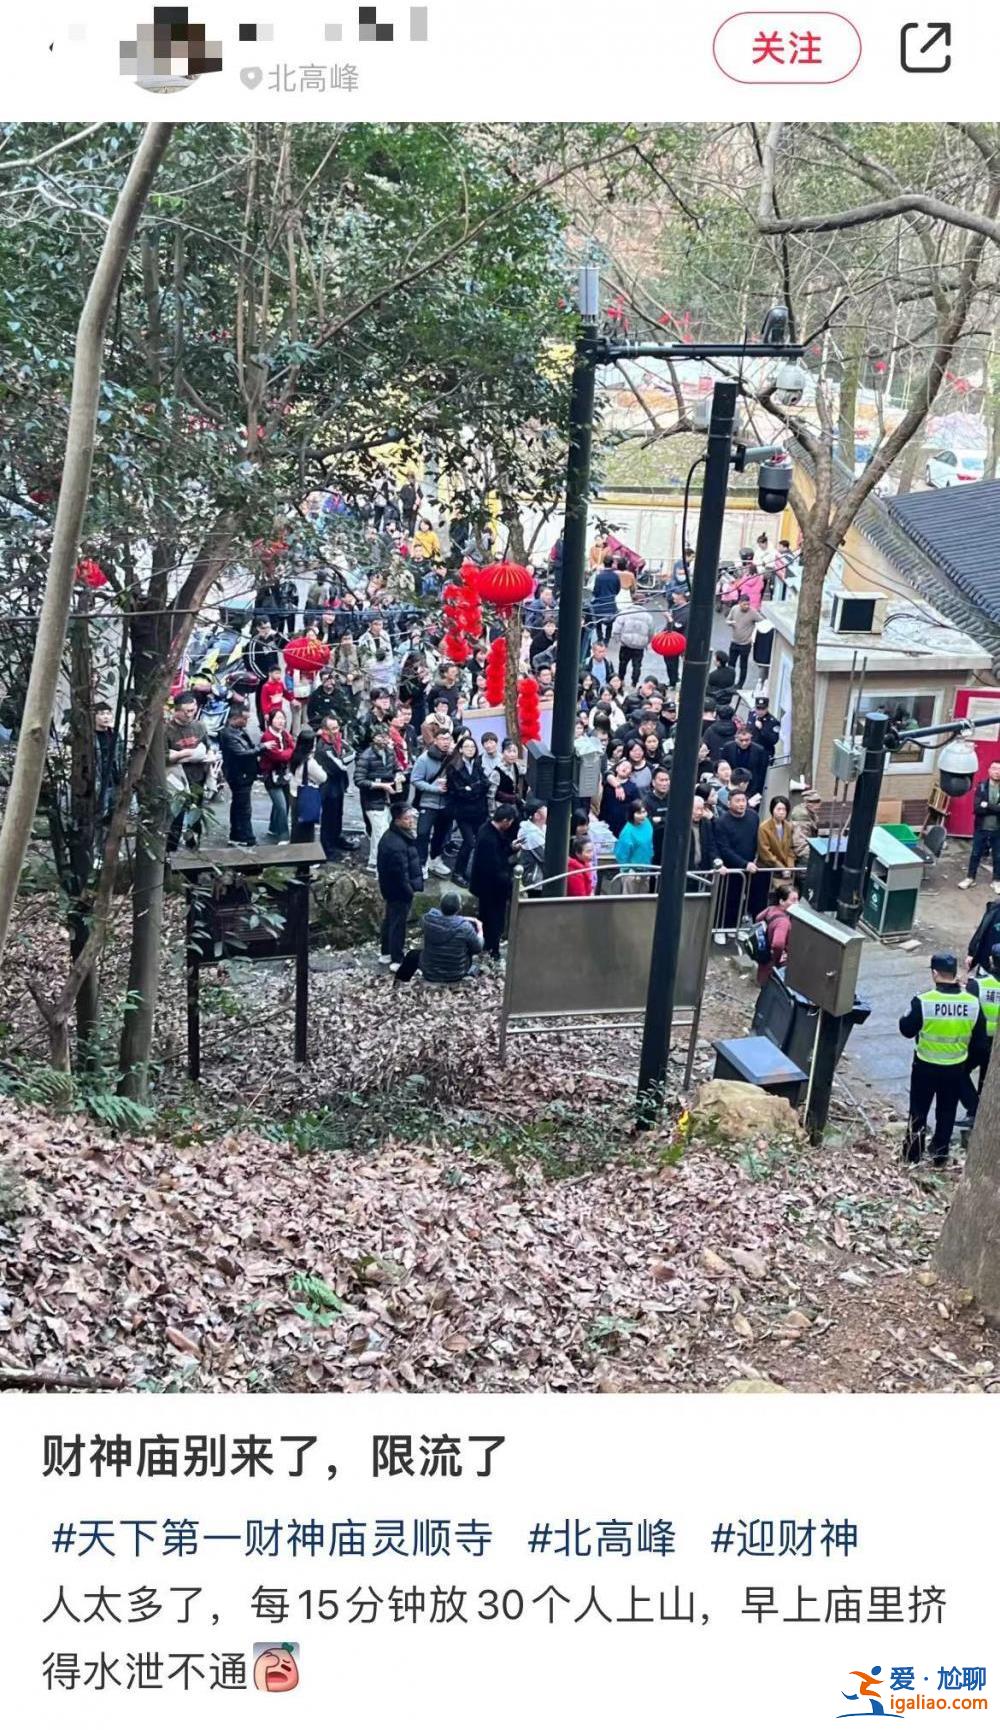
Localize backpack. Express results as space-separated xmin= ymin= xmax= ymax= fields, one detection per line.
xmin=740 ymin=919 xmax=771 ymax=964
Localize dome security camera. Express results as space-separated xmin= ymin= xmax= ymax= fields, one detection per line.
xmin=938 ymin=736 xmax=979 ymax=798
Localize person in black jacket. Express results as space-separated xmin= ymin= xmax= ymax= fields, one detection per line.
xmin=314 ymin=716 xmax=355 ymax=857
xmin=688 ymin=794 xmax=718 ymax=885
xmin=244 ymin=619 xmax=285 ymax=727
xmin=470 ymin=805 xmax=521 ymax=960
xmin=702 ymin=704 xmax=738 ymax=767
xmin=643 ymin=767 xmax=672 ymax=866
xmin=446 ymin=736 xmax=490 ymax=887
xmin=966 ymin=898 xmax=1000 ymax=974
xmin=959 ymin=762 xmax=1000 ymax=890
xmin=713 ymin=789 xmax=760 ymax=934
xmin=395 ymin=891 xmax=484 ymax=985
xmin=591 ymin=555 xmax=620 ymax=645
xmin=707 ymin=650 xmax=737 ymax=701
xmin=660 ymin=590 xmax=690 ymax=687
xmin=719 ymin=725 xmax=770 ymax=801
xmin=218 ymin=703 xmax=259 ymax=845
xmin=376 ymin=805 xmax=423 ymax=968
xmin=751 ymin=697 xmax=781 ymax=763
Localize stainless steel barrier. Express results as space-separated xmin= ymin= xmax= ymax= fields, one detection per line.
xmin=499 ymin=871 xmax=715 ymax=1085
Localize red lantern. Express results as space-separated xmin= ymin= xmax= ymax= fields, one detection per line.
xmin=475 ymin=562 xmax=536 ymax=614
xmin=485 ymin=637 xmax=507 ymax=707
xmin=517 ymin=675 xmax=542 ymax=745
xmin=283 ymin=635 xmax=332 ymax=674
xmin=75 ymin=558 xmax=109 ymax=590
xmin=442 ymin=631 xmax=471 ymax=664
xmin=651 ymin=631 xmax=687 ymax=660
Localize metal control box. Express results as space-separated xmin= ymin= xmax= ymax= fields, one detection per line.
xmin=784 ymin=902 xmax=865 ymax=1017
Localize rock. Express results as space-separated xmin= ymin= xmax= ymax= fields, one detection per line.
xmin=731 ymin=1248 xmax=769 ymax=1281
xmin=723 ymin=1378 xmax=787 ymax=1394
xmin=915 ymin=1271 xmax=937 ymax=1288
xmin=690 ymin=1081 xmax=803 ymax=1142
xmin=780 ymin=1309 xmax=811 ymax=1337
xmin=700 ymin=1248 xmax=731 ymax=1276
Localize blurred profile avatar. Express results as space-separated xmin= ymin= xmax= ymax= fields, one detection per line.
xmin=253 ymin=1644 xmax=300 ymax=1693
xmin=120 ymin=6 xmax=223 ymax=94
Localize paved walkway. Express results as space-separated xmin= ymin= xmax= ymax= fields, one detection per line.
xmin=840 ymin=849 xmax=991 ymax=1114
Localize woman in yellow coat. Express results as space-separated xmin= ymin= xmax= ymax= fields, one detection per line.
xmin=756 ymin=795 xmax=798 ymax=875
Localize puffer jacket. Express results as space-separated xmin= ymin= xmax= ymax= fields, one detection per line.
xmin=411 ymin=744 xmax=452 ymax=811
xmin=420 ymin=907 xmax=483 ymax=982
xmin=354 ymin=743 xmax=399 ymax=811
xmin=610 ymin=606 xmax=655 ymax=652
xmin=376 ymin=823 xmax=424 ymax=902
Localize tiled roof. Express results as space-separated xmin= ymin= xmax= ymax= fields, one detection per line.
xmin=796 ymin=453 xmax=1000 ymax=677
xmin=889 ymin=482 xmax=1000 ymax=623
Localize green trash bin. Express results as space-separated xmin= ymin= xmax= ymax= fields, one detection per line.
xmin=862 ymin=827 xmax=922 ymax=937
xmin=880 ymin=822 xmax=919 ymax=850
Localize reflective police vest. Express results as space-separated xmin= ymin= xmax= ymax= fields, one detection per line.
xmin=915 ymin=990 xmax=979 ymax=1066
xmin=978 ymin=980 xmax=1000 ymax=1041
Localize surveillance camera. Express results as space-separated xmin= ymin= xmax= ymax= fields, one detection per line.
xmin=773 ymin=361 xmax=808 ymax=406
xmin=757 ymin=459 xmax=792 ymax=515
xmin=762 ymin=305 xmax=790 ymax=347
xmin=937 ymin=737 xmax=979 ymax=798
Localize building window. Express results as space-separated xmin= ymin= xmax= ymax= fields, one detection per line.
xmin=856 ymin=695 xmax=938 ymax=764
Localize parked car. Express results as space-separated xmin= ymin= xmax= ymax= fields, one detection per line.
xmin=924 ymin=449 xmax=986 ymax=488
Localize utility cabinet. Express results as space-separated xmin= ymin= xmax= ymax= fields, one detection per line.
xmin=784 ymin=902 xmax=865 ymax=1018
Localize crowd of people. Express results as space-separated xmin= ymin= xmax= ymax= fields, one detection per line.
xmin=153 ymin=520 xmax=820 ymax=984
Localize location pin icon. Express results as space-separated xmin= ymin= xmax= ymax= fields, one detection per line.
xmin=241 ymin=66 xmax=263 ymax=89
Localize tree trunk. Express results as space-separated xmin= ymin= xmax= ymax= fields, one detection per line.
xmin=936 ymin=1039 xmax=1000 ymax=1317
xmin=895 ymin=438 xmax=923 ymax=497
xmin=505 ymin=612 xmax=521 ymax=746
xmin=118 ymin=734 xmax=167 ymax=1101
xmin=789 ymin=537 xmax=833 ymax=780
xmin=837 ymin=327 xmax=862 ymax=469
xmin=37 ymin=512 xmax=238 ymax=1046
xmin=118 ymin=607 xmax=171 ymax=1104
xmin=0 ymin=122 xmax=174 ymax=976
xmin=68 ymin=591 xmax=100 ymax=1066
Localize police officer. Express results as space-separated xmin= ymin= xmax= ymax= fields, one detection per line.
xmin=899 ymin=952 xmax=988 ymax=1165
xmin=958 ymin=942 xmax=1000 ymax=1128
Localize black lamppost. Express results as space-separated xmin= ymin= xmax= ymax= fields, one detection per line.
xmin=541 ymin=273 xmax=806 ymax=895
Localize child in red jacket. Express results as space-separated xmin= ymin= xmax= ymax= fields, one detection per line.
xmin=260 ymin=671 xmax=290 ymax=727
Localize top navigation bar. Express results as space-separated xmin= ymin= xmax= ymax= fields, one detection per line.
xmin=0 ymin=2 xmax=996 ymax=119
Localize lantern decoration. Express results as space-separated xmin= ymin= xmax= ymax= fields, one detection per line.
xmin=651 ymin=630 xmax=687 ymax=660
xmin=474 ymin=561 xmax=535 ymax=615
xmin=283 ymin=634 xmax=332 ymax=674
xmin=442 ymin=568 xmax=483 ymax=663
xmin=442 ymin=631 xmax=471 ymax=664
xmin=75 ymin=558 xmax=109 ymax=590
xmin=517 ymin=675 xmax=542 ymax=745
xmin=485 ymin=636 xmax=507 ymax=707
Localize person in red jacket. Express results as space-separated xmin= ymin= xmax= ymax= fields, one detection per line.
xmin=756 ymin=883 xmax=799 ymax=984
xmin=260 ymin=709 xmax=295 ymax=841
xmin=260 ymin=670 xmax=289 ymax=727
xmin=567 ymin=837 xmax=596 ymax=896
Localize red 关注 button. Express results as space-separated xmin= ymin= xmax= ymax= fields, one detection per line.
xmin=713 ymin=11 xmax=862 ymax=83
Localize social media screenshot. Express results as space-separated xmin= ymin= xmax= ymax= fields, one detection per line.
xmin=0 ymin=3 xmax=997 ymax=1725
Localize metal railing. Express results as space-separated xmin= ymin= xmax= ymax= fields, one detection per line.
xmin=519 ymin=860 xmax=804 ymax=938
